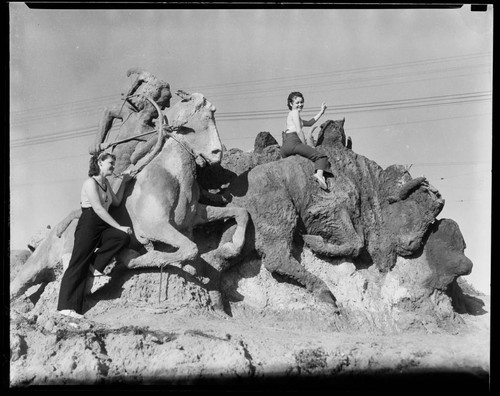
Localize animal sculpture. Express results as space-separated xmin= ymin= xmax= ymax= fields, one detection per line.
xmin=10 ymin=91 xmax=249 ymax=299
xmin=216 ymin=119 xmax=445 ymax=306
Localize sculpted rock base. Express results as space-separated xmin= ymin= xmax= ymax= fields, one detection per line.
xmin=11 ymin=121 xmax=474 ymax=335
xmin=220 ymin=249 xmax=462 ymax=335
xmin=11 ymin=235 xmax=465 ymax=337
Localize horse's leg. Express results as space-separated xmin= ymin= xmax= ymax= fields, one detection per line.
xmin=188 ymin=204 xmax=248 ymax=314
xmin=193 ymin=204 xmax=249 ymax=261
xmin=125 ymin=223 xmax=198 ymax=272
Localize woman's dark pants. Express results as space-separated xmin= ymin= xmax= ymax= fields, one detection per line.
xmin=57 ymin=207 xmax=130 ymax=314
xmin=281 ymin=132 xmax=331 ymax=172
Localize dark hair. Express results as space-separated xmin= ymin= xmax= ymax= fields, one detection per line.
xmin=88 ymin=152 xmax=116 ymax=177
xmin=287 ymin=91 xmax=304 ymax=110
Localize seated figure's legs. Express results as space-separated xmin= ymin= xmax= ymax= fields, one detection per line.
xmin=131 ymin=135 xmax=158 ymax=165
xmin=281 ymin=133 xmax=331 ymax=174
xmin=292 ymin=143 xmax=331 ymax=174
xmin=129 ymin=106 xmax=161 ymax=165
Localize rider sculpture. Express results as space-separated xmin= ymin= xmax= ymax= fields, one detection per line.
xmin=88 ymin=68 xmax=173 ymax=187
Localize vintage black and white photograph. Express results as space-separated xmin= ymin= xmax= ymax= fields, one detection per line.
xmin=9 ymin=3 xmax=491 ymax=391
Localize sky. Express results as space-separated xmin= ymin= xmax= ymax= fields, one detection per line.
xmin=9 ymin=4 xmax=492 ymax=293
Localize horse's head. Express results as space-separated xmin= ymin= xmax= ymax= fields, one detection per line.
xmin=167 ymin=90 xmax=223 ymax=166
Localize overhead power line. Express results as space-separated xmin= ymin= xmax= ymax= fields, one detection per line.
xmin=215 ymin=92 xmax=491 ymax=122
xmin=201 ymin=63 xmax=491 ymax=99
xmin=11 ymin=71 xmax=490 ymax=128
xmin=10 ymin=111 xmax=491 ymax=167
xmin=10 ymin=52 xmax=491 ymax=125
xmin=10 ymin=91 xmax=491 ymax=148
xmin=184 ymin=52 xmax=492 ymax=91
xmin=10 ymin=93 xmax=117 ymax=118
xmin=12 ymin=62 xmax=491 ymax=125
xmin=216 ymin=91 xmax=491 ymax=117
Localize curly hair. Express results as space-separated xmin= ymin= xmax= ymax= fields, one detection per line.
xmin=287 ymin=91 xmax=304 ymax=110
xmin=88 ymin=152 xmax=116 ymax=177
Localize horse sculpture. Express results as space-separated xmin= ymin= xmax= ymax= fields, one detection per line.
xmin=118 ymin=90 xmax=249 ymax=271
xmin=10 ymin=90 xmax=249 ymax=299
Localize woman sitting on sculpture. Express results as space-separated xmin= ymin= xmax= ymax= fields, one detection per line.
xmin=281 ymin=91 xmax=331 ymax=190
xmin=57 ymin=152 xmax=133 ymax=319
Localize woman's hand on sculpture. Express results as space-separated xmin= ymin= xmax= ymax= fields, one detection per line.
xmin=118 ymin=226 xmax=133 ymax=235
xmin=121 ymin=170 xmax=134 ymax=183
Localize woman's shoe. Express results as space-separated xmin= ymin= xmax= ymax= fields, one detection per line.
xmin=313 ymin=173 xmax=328 ymax=190
xmin=87 ymin=265 xmax=111 ymax=294
xmin=88 ymin=275 xmax=111 ymax=294
xmin=58 ymin=309 xmax=84 ymax=320
xmin=89 ymin=265 xmax=105 ymax=277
